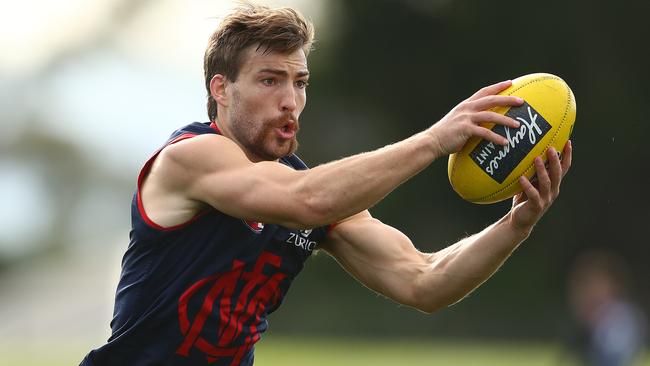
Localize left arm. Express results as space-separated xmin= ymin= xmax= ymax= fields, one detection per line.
xmin=319 ymin=142 xmax=572 ymax=313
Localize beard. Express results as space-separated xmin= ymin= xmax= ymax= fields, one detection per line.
xmin=228 ymin=89 xmax=300 ymax=161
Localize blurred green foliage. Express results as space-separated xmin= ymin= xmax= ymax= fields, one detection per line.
xmin=279 ymin=0 xmax=650 ymax=340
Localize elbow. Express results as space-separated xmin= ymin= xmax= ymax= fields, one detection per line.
xmin=296 ymin=200 xmax=334 ymax=229
xmin=411 ymin=293 xmax=449 ymax=315
xmin=306 ymin=195 xmax=336 ymax=227
xmin=290 ymin=188 xmax=336 ymax=229
xmin=270 ymin=172 xmax=335 ymax=229
xmin=409 ymin=273 xmax=459 ymax=315
xmin=280 ymin=205 xmax=332 ymax=231
xmin=415 ymin=301 xmax=450 ymax=315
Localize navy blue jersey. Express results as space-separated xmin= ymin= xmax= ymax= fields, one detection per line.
xmin=81 ymin=122 xmax=329 ymax=366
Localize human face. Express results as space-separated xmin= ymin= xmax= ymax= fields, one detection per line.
xmin=225 ymin=46 xmax=309 ymax=162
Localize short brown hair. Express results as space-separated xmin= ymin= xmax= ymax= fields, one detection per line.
xmin=204 ymin=4 xmax=315 ymax=121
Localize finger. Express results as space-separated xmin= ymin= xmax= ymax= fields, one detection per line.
xmin=519 ymin=175 xmax=542 ymax=210
xmin=467 ymin=80 xmax=513 ymax=101
xmin=534 ymin=156 xmax=552 ymax=202
xmin=471 ymin=125 xmax=508 ymax=146
xmin=561 ymin=140 xmax=572 ymax=177
xmin=512 ymin=190 xmax=528 ymax=208
xmin=471 ymin=111 xmax=520 ymax=129
xmin=469 ymin=95 xmax=524 ymax=111
xmin=547 ymin=147 xmax=562 ymax=196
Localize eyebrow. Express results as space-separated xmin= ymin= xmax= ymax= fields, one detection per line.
xmin=258 ymin=68 xmax=310 ymax=77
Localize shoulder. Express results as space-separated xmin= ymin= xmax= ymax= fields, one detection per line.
xmin=142 ymin=133 xmax=252 ymax=200
xmin=159 ymin=133 xmax=248 ymax=173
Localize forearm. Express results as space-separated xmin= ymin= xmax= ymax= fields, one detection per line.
xmin=296 ymin=130 xmax=439 ymax=225
xmin=415 ymin=214 xmax=531 ymax=312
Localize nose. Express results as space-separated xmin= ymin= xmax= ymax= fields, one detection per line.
xmin=279 ymin=84 xmax=297 ymax=113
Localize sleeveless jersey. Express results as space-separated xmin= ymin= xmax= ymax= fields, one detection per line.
xmin=81 ymin=122 xmax=329 ymax=366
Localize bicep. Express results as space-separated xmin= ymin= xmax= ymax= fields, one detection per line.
xmin=320 ymin=211 xmax=430 ymax=307
xmin=157 ymin=134 xmax=317 ymax=228
xmin=194 ymin=159 xmax=307 ymax=224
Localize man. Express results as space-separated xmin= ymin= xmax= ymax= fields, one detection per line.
xmin=81 ymin=4 xmax=572 ymax=366
xmin=565 ymin=250 xmax=646 ymax=366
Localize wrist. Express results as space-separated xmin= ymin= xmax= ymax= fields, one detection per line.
xmin=498 ymin=213 xmax=534 ymax=241
xmin=422 ymin=126 xmax=444 ymax=159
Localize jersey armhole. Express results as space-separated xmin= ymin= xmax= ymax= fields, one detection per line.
xmin=136 ymin=133 xmax=209 ymax=232
xmin=326 ymin=222 xmax=338 ymax=235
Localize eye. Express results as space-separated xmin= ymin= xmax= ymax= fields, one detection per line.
xmin=296 ymin=80 xmax=309 ymax=89
xmin=262 ymin=78 xmax=275 ymax=86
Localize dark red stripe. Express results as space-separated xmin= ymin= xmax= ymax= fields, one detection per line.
xmin=210 ymin=121 xmax=222 ymax=134
xmin=326 ymin=222 xmax=338 ymax=234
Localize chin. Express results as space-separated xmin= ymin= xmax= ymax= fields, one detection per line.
xmin=269 ymin=139 xmax=298 ymax=159
xmin=285 ymin=138 xmax=299 ymax=156
xmin=252 ymin=144 xmax=291 ymax=161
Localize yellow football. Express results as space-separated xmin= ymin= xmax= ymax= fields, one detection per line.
xmin=447 ymin=73 xmax=576 ymax=204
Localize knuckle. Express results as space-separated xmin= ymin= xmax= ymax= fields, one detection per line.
xmin=455 ymin=112 xmax=469 ymax=124
xmin=501 ymin=116 xmax=515 ymax=126
xmin=460 ymin=100 xmax=474 ymax=111
xmin=485 ymin=95 xmax=498 ymax=105
xmin=500 ymin=96 xmax=513 ymax=104
xmin=531 ymin=198 xmax=542 ymax=210
xmin=553 ymin=157 xmax=562 ymax=166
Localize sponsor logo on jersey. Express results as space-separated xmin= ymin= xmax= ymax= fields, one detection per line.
xmin=286 ymin=228 xmax=317 ymax=252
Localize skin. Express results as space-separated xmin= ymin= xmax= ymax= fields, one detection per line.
xmin=215 ymin=46 xmax=309 ymax=162
xmin=140 ymin=45 xmax=573 ymax=313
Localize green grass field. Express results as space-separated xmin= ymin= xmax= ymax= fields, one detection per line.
xmin=258 ymin=337 xmax=565 ymax=366
xmin=1 ymin=336 xmax=648 ymax=366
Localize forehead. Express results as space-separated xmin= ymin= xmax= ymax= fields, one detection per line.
xmin=239 ymin=45 xmax=308 ymax=75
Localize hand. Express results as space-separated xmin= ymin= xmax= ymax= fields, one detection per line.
xmin=428 ymin=80 xmax=524 ymax=157
xmin=509 ymin=141 xmax=573 ymax=232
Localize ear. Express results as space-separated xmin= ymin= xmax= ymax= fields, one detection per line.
xmin=210 ymin=74 xmax=229 ymax=107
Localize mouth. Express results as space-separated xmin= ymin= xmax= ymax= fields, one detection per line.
xmin=277 ymin=121 xmax=297 ymax=139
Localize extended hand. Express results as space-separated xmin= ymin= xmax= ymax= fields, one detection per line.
xmin=510 ymin=141 xmax=573 ymax=231
xmin=428 ymin=80 xmax=524 ymax=157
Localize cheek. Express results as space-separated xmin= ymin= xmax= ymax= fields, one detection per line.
xmin=237 ymin=95 xmax=265 ymax=120
xmin=296 ymin=92 xmax=307 ymax=113
xmin=251 ymin=90 xmax=278 ymax=113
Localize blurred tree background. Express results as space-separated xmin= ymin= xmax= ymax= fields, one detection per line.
xmin=275 ymin=0 xmax=650 ymax=341
xmin=0 ymin=0 xmax=648 ymax=357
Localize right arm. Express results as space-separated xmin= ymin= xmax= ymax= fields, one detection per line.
xmin=145 ymin=80 xmax=523 ymax=229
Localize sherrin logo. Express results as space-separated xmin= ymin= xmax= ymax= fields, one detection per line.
xmin=469 ymin=102 xmax=552 ymax=183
